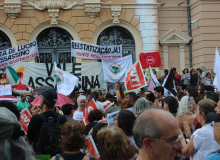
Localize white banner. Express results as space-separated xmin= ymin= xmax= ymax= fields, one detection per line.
xmin=6 ymin=62 xmax=107 ymax=93
xmin=0 ymin=40 xmax=38 ymax=69
xmin=71 ymin=40 xmax=122 ymax=59
xmin=0 ymin=84 xmax=12 ymax=96
xmin=102 ymin=55 xmax=133 ymax=83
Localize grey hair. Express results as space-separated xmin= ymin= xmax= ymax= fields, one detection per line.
xmin=0 ymin=107 xmax=34 ymax=160
xmin=106 ymin=106 xmax=121 ymax=114
xmin=177 ymin=96 xmax=194 ymax=117
xmin=133 ymin=98 xmax=150 ymax=115
xmin=77 ymin=95 xmax=86 ymax=104
xmin=132 ymin=108 xmax=162 ymax=148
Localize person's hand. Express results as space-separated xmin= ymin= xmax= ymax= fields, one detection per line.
xmin=154 ymin=99 xmax=160 ymax=107
xmin=115 ymin=81 xmax=120 ymax=90
xmin=183 ymin=121 xmax=192 ymax=139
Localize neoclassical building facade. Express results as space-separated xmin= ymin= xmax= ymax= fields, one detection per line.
xmin=0 ymin=0 xmax=220 ymax=73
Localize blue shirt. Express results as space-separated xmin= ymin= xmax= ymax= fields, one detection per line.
xmin=205 ymin=152 xmax=220 ymax=160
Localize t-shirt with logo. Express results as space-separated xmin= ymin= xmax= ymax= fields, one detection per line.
xmin=72 ymin=111 xmax=83 ymax=121
xmin=16 ymin=101 xmax=30 ymax=111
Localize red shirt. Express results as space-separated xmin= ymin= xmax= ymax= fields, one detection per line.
xmin=175 ymin=73 xmax=180 ymax=86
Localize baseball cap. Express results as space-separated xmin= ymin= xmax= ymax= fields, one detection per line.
xmin=42 ymin=89 xmax=57 ymax=104
xmin=207 ymin=112 xmax=220 ymax=122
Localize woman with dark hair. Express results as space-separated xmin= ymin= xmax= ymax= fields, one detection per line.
xmin=52 ymin=121 xmax=95 ymax=160
xmin=181 ymin=68 xmax=190 ymax=90
xmin=197 ymin=68 xmax=206 ymax=87
xmin=190 ymin=69 xmax=198 ymax=87
xmin=144 ymin=91 xmax=156 ymax=103
xmin=186 ymin=86 xmax=199 ymax=100
xmin=163 ymin=96 xmax=179 ymax=116
xmin=196 ymin=84 xmax=204 ymax=97
xmin=152 ymin=69 xmax=160 ymax=80
xmin=85 ymin=109 xmax=102 ymax=135
xmin=204 ymin=91 xmax=219 ymax=103
xmin=204 ymin=72 xmax=213 ymax=86
xmin=114 ymin=110 xmax=137 ymax=148
xmin=107 ymin=85 xmax=113 ymax=92
xmin=176 ymin=91 xmax=187 ymax=102
xmin=97 ymin=126 xmax=137 ymax=160
xmin=0 ymin=73 xmax=9 ymax=85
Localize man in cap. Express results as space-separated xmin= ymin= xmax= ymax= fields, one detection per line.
xmin=133 ymin=107 xmax=183 ymax=160
xmin=205 ymin=112 xmax=220 ymax=159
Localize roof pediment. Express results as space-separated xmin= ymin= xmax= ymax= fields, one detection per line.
xmin=159 ymin=28 xmax=192 ymax=44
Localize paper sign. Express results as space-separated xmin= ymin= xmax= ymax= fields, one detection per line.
xmin=86 ymin=135 xmax=99 ymax=160
xmin=19 ymin=108 xmax=32 ymax=134
xmin=185 ymin=73 xmax=190 ymax=80
xmin=125 ymin=61 xmax=147 ymax=92
xmin=0 ymin=84 xmax=12 ymax=96
xmin=83 ymin=100 xmax=98 ymax=125
xmin=109 ymin=89 xmax=116 ymax=94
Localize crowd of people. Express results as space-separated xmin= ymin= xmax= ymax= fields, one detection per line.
xmin=0 ymin=67 xmax=220 ymax=160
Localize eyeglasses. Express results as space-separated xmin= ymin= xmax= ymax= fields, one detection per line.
xmin=150 ymin=134 xmax=183 ymax=148
xmin=211 ymin=121 xmax=220 ymax=127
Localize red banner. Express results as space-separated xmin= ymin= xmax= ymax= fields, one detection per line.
xmin=125 ymin=61 xmax=147 ymax=92
xmin=139 ymin=52 xmax=162 ymax=68
xmin=86 ymin=135 xmax=99 ymax=160
xmin=83 ymin=100 xmax=98 ymax=125
xmin=19 ymin=108 xmax=32 ymax=134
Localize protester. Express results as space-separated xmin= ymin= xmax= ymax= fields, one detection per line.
xmin=161 ymin=69 xmax=169 ymax=82
xmin=0 ymin=100 xmax=20 ymax=120
xmin=115 ymin=110 xmax=138 ymax=148
xmin=132 ymin=107 xmax=183 ymax=160
xmin=181 ymin=68 xmax=190 ymax=90
xmin=176 ymin=91 xmax=187 ymax=102
xmin=154 ymin=86 xmax=164 ymax=107
xmin=85 ymin=109 xmax=102 ymax=135
xmin=16 ymin=93 xmax=29 ymax=111
xmin=204 ymin=85 xmax=215 ymax=92
xmin=196 ymin=84 xmax=204 ymax=97
xmin=186 ymin=86 xmax=199 ymax=100
xmin=0 ymin=73 xmax=9 ymax=85
xmin=158 ymin=99 xmax=164 ymax=109
xmin=144 ymin=91 xmax=156 ymax=103
xmin=85 ymin=94 xmax=95 ymax=107
xmin=190 ymin=69 xmax=198 ymax=87
xmin=105 ymin=105 xmax=121 ymax=115
xmin=51 ymin=121 xmax=94 ymax=160
xmin=0 ymin=107 xmax=34 ymax=160
xmin=98 ymin=91 xmax=105 ymax=102
xmin=62 ymin=104 xmax=74 ymax=121
xmin=133 ymin=97 xmax=150 ymax=116
xmin=205 ymin=112 xmax=220 ymax=159
xmin=73 ymin=95 xmax=86 ymax=121
xmin=180 ymin=99 xmax=220 ymax=160
xmin=105 ymin=93 xmax=115 ymax=102
xmin=27 ymin=89 xmax=67 ymax=156
xmin=93 ymin=91 xmax=105 ymax=112
xmin=197 ymin=68 xmax=206 ymax=87
xmin=152 ymin=69 xmax=160 ymax=81
xmin=107 ymin=85 xmax=113 ymax=92
xmin=204 ymin=91 xmax=219 ymax=103
xmin=173 ymin=67 xmax=180 ymax=86
xmin=204 ymin=72 xmax=213 ymax=86
xmin=163 ymin=96 xmax=179 ymax=116
xmin=97 ymin=126 xmax=137 ymax=160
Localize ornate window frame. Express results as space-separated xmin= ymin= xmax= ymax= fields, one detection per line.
xmin=0 ymin=24 xmax=17 ymax=48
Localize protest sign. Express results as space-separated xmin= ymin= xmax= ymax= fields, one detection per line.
xmin=83 ymin=100 xmax=98 ymax=125
xmin=86 ymin=135 xmax=99 ymax=160
xmin=185 ymin=73 xmax=190 ymax=80
xmin=139 ymin=52 xmax=162 ymax=68
xmin=109 ymin=89 xmax=116 ymax=94
xmin=0 ymin=40 xmax=38 ymax=69
xmin=125 ymin=61 xmax=147 ymax=92
xmin=6 ymin=62 xmax=107 ymax=93
xmin=71 ymin=40 xmax=122 ymax=59
xmin=19 ymin=108 xmax=32 ymax=134
xmin=102 ymin=55 xmax=133 ymax=83
xmin=0 ymin=84 xmax=12 ymax=96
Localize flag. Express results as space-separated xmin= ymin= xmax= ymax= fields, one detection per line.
xmin=148 ymin=79 xmax=154 ymax=93
xmin=54 ymin=62 xmax=79 ymax=96
xmin=162 ymin=68 xmax=177 ymax=97
xmin=125 ymin=61 xmax=147 ymax=92
xmin=149 ymin=65 xmax=161 ymax=87
xmin=214 ymin=47 xmax=220 ymax=73
xmin=139 ymin=52 xmax=162 ymax=68
xmin=102 ymin=55 xmax=133 ymax=83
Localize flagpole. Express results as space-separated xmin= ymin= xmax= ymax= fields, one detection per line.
xmin=118 ymin=73 xmax=125 ymax=82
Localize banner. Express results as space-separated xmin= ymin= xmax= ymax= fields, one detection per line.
xmin=0 ymin=40 xmax=38 ymax=69
xmin=19 ymin=108 xmax=32 ymax=134
xmin=139 ymin=52 xmax=162 ymax=68
xmin=0 ymin=84 xmax=12 ymax=96
xmin=6 ymin=62 xmax=107 ymax=93
xmin=83 ymin=100 xmax=98 ymax=125
xmin=55 ymin=63 xmax=79 ymax=96
xmin=125 ymin=61 xmax=147 ymax=92
xmin=102 ymin=55 xmax=133 ymax=83
xmin=71 ymin=40 xmax=122 ymax=59
xmin=86 ymin=135 xmax=99 ymax=160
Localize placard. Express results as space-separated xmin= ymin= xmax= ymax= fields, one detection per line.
xmin=86 ymin=135 xmax=99 ymax=160
xmin=83 ymin=100 xmax=98 ymax=125
xmin=0 ymin=84 xmax=12 ymax=96
xmin=19 ymin=108 xmax=32 ymax=135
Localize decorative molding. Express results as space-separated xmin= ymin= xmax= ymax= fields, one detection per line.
xmin=84 ymin=0 xmax=102 ymax=22
xmin=110 ymin=4 xmax=122 ymax=24
xmin=3 ymin=1 xmax=22 ymax=23
xmin=48 ymin=9 xmax=59 ymax=25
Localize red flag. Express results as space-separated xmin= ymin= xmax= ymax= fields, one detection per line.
xmin=86 ymin=135 xmax=99 ymax=160
xmin=19 ymin=108 xmax=32 ymax=135
xmin=125 ymin=61 xmax=147 ymax=92
xmin=139 ymin=52 xmax=162 ymax=68
xmin=83 ymin=100 xmax=98 ymax=125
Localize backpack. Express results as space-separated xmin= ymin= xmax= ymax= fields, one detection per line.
xmin=36 ymin=113 xmax=63 ymax=157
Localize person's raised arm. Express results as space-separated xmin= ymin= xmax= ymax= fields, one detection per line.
xmin=115 ymin=81 xmax=126 ymax=104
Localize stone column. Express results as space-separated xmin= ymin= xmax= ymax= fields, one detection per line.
xmin=162 ymin=45 xmax=169 ymax=69
xmin=179 ymin=44 xmax=186 ymax=70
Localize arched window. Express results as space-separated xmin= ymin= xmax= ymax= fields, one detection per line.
xmin=0 ymin=30 xmax=12 ymax=50
xmin=36 ymin=27 xmax=74 ymax=63
xmin=97 ymin=26 xmax=135 ymax=62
